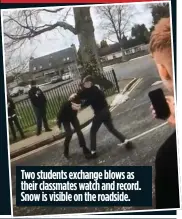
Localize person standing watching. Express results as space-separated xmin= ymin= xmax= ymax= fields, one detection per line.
xmin=28 ymin=80 xmax=52 ymax=136
xmin=7 ymin=95 xmax=25 ymax=142
xmin=149 ymin=17 xmax=179 ymax=209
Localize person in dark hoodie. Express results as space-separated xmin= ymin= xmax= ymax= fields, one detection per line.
xmin=28 ymin=80 xmax=52 ymax=136
xmin=7 ymin=95 xmax=24 ymax=141
xmin=72 ymin=75 xmax=131 ymax=159
xmin=57 ymin=93 xmax=91 ymax=159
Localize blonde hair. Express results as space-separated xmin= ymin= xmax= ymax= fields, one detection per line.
xmin=149 ymin=17 xmax=171 ymax=54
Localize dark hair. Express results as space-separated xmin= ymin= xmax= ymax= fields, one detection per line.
xmin=82 ymin=75 xmax=93 ymax=83
xmin=30 ymin=80 xmax=36 ymax=86
xmin=70 ymin=94 xmax=80 ymax=104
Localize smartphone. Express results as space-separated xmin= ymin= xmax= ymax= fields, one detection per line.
xmin=148 ymin=88 xmax=170 ymax=120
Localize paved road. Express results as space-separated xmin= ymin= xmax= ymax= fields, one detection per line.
xmin=11 ymin=55 xmax=174 ymax=216
xmin=104 ymin=55 xmax=158 ymax=80
xmin=13 ymin=55 xmax=155 ymax=103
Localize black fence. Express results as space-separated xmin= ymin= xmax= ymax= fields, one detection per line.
xmin=12 ymin=69 xmax=119 ymax=132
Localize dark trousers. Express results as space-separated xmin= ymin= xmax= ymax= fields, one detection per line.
xmin=90 ymin=108 xmax=126 ymax=151
xmin=9 ymin=116 xmax=24 ymax=140
xmin=34 ymin=107 xmax=49 ymax=134
xmin=63 ymin=117 xmax=86 ymax=154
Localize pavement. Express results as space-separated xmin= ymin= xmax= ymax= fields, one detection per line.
xmin=11 ymin=55 xmax=175 ymax=216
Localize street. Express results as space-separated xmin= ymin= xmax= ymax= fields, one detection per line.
xmin=11 ymin=55 xmax=174 ymax=216
xmin=104 ymin=55 xmax=158 ymax=80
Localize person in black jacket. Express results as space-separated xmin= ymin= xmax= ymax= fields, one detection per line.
xmin=57 ymin=94 xmax=90 ymax=159
xmin=7 ymin=95 xmax=24 ymax=141
xmin=149 ymin=18 xmax=179 ymax=209
xmin=28 ymin=80 xmax=52 ymax=136
xmin=74 ymin=75 xmax=131 ymax=159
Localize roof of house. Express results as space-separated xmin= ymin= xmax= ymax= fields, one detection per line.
xmin=29 ymin=47 xmax=76 ymax=72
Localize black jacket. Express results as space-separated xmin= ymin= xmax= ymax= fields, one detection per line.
xmin=57 ymin=101 xmax=78 ymax=127
xmin=28 ymin=87 xmax=46 ymax=108
xmin=78 ymin=85 xmax=108 ymax=115
xmin=155 ymin=131 xmax=179 ymax=209
xmin=7 ymin=97 xmax=16 ymax=118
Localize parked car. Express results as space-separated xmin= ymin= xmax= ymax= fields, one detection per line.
xmin=10 ymin=87 xmax=24 ymax=97
xmin=51 ymin=76 xmax=62 ymax=84
xmin=62 ymin=73 xmax=73 ymax=81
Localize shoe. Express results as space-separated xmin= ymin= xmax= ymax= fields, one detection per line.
xmin=21 ymin=135 xmax=25 ymax=139
xmin=45 ymin=128 xmax=52 ymax=132
xmin=64 ymin=151 xmax=70 ymax=159
xmin=117 ymin=139 xmax=129 ymax=147
xmin=13 ymin=137 xmax=17 ymax=142
xmin=83 ymin=147 xmax=91 ymax=155
xmin=83 ymin=148 xmax=92 ymax=158
xmin=85 ymin=152 xmax=97 ymax=159
xmin=36 ymin=132 xmax=41 ymax=136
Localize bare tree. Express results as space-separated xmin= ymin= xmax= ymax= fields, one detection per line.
xmin=3 ymin=6 xmax=104 ymax=79
xmin=96 ymin=5 xmax=136 ymax=60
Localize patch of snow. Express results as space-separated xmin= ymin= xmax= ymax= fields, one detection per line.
xmin=110 ymin=93 xmax=129 ymax=107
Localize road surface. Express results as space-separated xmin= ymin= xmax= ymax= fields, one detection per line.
xmin=11 ymin=55 xmax=174 ymax=216
xmin=104 ymin=55 xmax=158 ymax=80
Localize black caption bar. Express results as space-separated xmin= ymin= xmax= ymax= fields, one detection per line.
xmin=16 ymin=166 xmax=152 ymax=207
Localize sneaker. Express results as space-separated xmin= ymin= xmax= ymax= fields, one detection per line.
xmin=85 ymin=152 xmax=97 ymax=159
xmin=83 ymin=147 xmax=91 ymax=155
xmin=21 ymin=135 xmax=25 ymax=139
xmin=117 ymin=139 xmax=129 ymax=147
xmin=45 ymin=128 xmax=52 ymax=132
xmin=64 ymin=151 xmax=70 ymax=159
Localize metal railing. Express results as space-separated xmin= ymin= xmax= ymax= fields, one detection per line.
xmin=12 ymin=69 xmax=119 ymax=131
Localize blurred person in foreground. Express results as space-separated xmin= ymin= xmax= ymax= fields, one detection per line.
xmin=28 ymin=80 xmax=52 ymax=136
xmin=7 ymin=95 xmax=25 ymax=142
xmin=149 ymin=17 xmax=179 ymax=209
xmin=71 ymin=75 xmax=131 ymax=159
xmin=57 ymin=93 xmax=91 ymax=159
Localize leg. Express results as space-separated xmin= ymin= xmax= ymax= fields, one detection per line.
xmin=13 ymin=116 xmax=24 ymax=139
xmin=71 ymin=118 xmax=86 ymax=148
xmin=90 ymin=115 xmax=102 ymax=152
xmin=9 ymin=119 xmax=17 ymax=141
xmin=42 ymin=107 xmax=51 ymax=131
xmin=103 ymin=111 xmax=126 ymax=142
xmin=34 ymin=108 xmax=42 ymax=135
xmin=63 ymin=122 xmax=73 ymax=158
xmin=71 ymin=118 xmax=90 ymax=156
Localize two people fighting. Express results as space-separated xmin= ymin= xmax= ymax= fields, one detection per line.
xmin=57 ymin=76 xmax=131 ymax=159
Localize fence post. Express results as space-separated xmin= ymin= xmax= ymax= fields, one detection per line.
xmin=112 ymin=69 xmax=120 ymax=93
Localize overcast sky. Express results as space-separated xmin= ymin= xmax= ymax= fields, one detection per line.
xmin=7 ymin=3 xmax=153 ymax=58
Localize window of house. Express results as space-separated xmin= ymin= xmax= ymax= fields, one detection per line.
xmin=63 ymin=58 xmax=66 ymax=62
xmin=67 ymin=57 xmax=70 ymax=61
xmin=33 ymin=66 xmax=37 ymax=71
xmin=49 ymin=62 xmax=52 ymax=67
xmin=40 ymin=65 xmax=42 ymax=69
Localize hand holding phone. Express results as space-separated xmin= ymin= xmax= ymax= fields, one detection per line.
xmin=148 ymin=88 xmax=170 ymax=120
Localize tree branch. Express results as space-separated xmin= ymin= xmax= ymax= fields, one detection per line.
xmin=4 ymin=20 xmax=77 ymax=41
xmin=42 ymin=8 xmax=64 ymax=13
